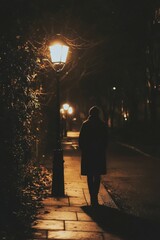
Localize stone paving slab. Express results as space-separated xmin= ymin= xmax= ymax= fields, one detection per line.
xmin=69 ymin=196 xmax=87 ymax=206
xmin=48 ymin=230 xmax=104 ymax=240
xmin=38 ymin=206 xmax=84 ymax=214
xmin=65 ymin=189 xmax=84 ymax=197
xmin=33 ymin=220 xmax=64 ymax=230
xmin=65 ymin=182 xmax=88 ymax=190
xmin=77 ymin=212 xmax=93 ymax=221
xmin=37 ymin=210 xmax=77 ymax=221
xmin=43 ymin=197 xmax=69 ymax=206
xmin=65 ymin=220 xmax=103 ymax=232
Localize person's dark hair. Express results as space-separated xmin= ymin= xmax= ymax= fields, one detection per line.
xmin=89 ymin=106 xmax=100 ymax=117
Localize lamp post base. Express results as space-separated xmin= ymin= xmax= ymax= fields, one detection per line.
xmin=52 ymin=149 xmax=65 ymax=197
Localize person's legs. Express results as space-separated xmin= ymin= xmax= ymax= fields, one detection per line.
xmin=92 ymin=175 xmax=100 ymax=206
xmin=94 ymin=175 xmax=101 ymax=197
xmin=87 ymin=174 xmax=93 ymax=196
xmin=87 ymin=174 xmax=94 ymax=205
xmin=87 ymin=174 xmax=101 ymax=206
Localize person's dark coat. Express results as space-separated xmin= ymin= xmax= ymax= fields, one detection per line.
xmin=78 ymin=115 xmax=108 ymax=176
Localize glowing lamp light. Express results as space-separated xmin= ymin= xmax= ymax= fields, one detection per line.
xmin=60 ymin=108 xmax=65 ymax=114
xmin=68 ymin=106 xmax=73 ymax=115
xmin=49 ymin=43 xmax=69 ymax=72
xmin=63 ymin=103 xmax=69 ymax=111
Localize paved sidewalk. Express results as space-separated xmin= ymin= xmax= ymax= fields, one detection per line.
xmin=32 ymin=132 xmax=122 ymax=240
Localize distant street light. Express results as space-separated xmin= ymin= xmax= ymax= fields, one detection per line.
xmin=68 ymin=106 xmax=73 ymax=115
xmin=61 ymin=103 xmax=73 ymax=136
xmin=63 ymin=103 xmax=69 ymax=111
xmin=49 ymin=39 xmax=69 ymax=197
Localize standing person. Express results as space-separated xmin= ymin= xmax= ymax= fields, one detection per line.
xmin=78 ymin=106 xmax=108 ymax=206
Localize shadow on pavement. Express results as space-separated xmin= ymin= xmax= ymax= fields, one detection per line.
xmin=82 ymin=205 xmax=160 ymax=240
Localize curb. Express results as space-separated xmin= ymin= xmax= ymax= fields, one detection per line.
xmin=100 ymin=183 xmax=118 ymax=209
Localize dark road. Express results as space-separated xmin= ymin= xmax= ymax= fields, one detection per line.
xmin=102 ymin=142 xmax=160 ymax=223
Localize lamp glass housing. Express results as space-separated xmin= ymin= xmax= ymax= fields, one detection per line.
xmin=63 ymin=103 xmax=69 ymax=111
xmin=49 ymin=44 xmax=69 ymax=64
xmin=68 ymin=106 xmax=73 ymax=114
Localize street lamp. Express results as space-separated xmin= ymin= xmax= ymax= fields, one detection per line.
xmin=68 ymin=106 xmax=73 ymax=115
xmin=49 ymin=41 xmax=69 ymax=197
xmin=61 ymin=103 xmax=73 ymax=136
xmin=67 ymin=106 xmax=73 ymax=131
xmin=63 ymin=103 xmax=69 ymax=111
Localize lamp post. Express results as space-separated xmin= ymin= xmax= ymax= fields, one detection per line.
xmin=60 ymin=103 xmax=74 ymax=137
xmin=49 ymin=42 xmax=69 ymax=197
xmin=62 ymin=103 xmax=69 ymax=137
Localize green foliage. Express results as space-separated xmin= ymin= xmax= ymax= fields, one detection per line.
xmin=0 ymin=24 xmax=47 ymax=238
xmin=0 ymin=161 xmax=52 ymax=239
xmin=19 ymin=162 xmax=52 ymax=225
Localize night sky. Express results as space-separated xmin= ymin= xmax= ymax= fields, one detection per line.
xmin=0 ymin=0 xmax=159 ymax=103
xmin=1 ymin=0 xmax=155 ymax=43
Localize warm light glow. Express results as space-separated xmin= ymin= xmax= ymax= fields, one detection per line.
xmin=49 ymin=44 xmax=69 ymax=63
xmin=62 ymin=103 xmax=73 ymax=115
xmin=63 ymin=103 xmax=69 ymax=111
xmin=122 ymin=111 xmax=129 ymax=121
xmin=68 ymin=106 xmax=73 ymax=115
xmin=60 ymin=108 xmax=65 ymax=114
